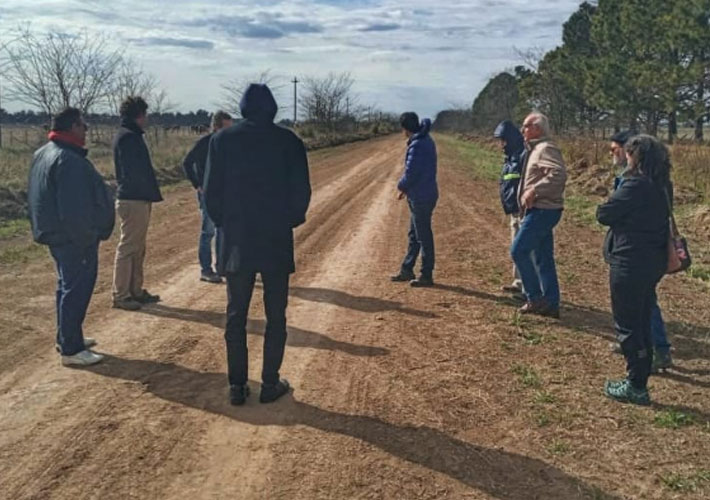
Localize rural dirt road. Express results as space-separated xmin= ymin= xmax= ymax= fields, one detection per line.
xmin=1 ymin=134 xmax=709 ymax=500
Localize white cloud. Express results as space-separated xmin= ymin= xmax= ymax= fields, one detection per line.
xmin=0 ymin=0 xmax=583 ymax=116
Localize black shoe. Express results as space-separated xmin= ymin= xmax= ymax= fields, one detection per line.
xmin=410 ymin=275 xmax=434 ymax=287
xmin=112 ymin=298 xmax=142 ymax=311
xmin=260 ymin=379 xmax=290 ymax=404
xmin=520 ymin=298 xmax=559 ymax=319
xmin=133 ymin=289 xmax=160 ymax=304
xmin=229 ymin=384 xmax=251 ymax=406
xmin=200 ymin=271 xmax=223 ymax=284
xmin=391 ymin=270 xmax=415 ymax=282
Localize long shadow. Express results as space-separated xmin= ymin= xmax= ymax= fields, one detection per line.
xmin=287 ymin=286 xmax=438 ymax=318
xmin=433 ymin=283 xmax=520 ymax=306
xmin=85 ymin=355 xmax=619 ymax=500
xmin=656 ymin=371 xmax=710 ymax=390
xmin=137 ymin=304 xmax=389 ymax=357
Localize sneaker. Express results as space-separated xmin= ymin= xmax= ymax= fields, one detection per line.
xmin=410 ymin=275 xmax=434 ymax=288
xmin=502 ymin=284 xmax=523 ymax=293
xmin=113 ymin=298 xmax=142 ymax=311
xmin=55 ymin=337 xmax=97 ymax=353
xmin=229 ymin=384 xmax=251 ymax=406
xmin=519 ymin=298 xmax=559 ymax=319
xmin=260 ymin=379 xmax=291 ymax=404
xmin=511 ymin=292 xmax=527 ymax=303
xmin=61 ymin=349 xmax=104 ymax=367
xmin=609 ymin=343 xmax=623 ymax=354
xmin=200 ymin=271 xmax=223 ymax=284
xmin=652 ymin=350 xmax=673 ymax=374
xmin=604 ymin=378 xmax=650 ymax=406
xmin=391 ymin=270 xmax=415 ymax=282
xmin=133 ymin=289 xmax=160 ymax=304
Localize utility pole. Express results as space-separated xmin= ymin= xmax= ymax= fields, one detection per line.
xmin=292 ymin=77 xmax=298 ymax=124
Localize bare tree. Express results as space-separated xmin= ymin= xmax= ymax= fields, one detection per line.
xmin=107 ymin=59 xmax=158 ymax=114
xmin=299 ymin=72 xmax=355 ymax=130
xmin=2 ymin=26 xmax=123 ymax=115
xmin=219 ymin=69 xmax=284 ymax=118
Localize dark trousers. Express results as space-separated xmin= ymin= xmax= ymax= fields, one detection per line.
xmin=225 ymin=270 xmax=290 ymax=386
xmin=401 ymin=199 xmax=436 ymax=277
xmin=50 ymin=242 xmax=99 ymax=356
xmin=610 ymin=264 xmax=664 ymax=390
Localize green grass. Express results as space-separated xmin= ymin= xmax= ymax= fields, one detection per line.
xmin=0 ymin=242 xmax=45 ymax=265
xmin=533 ymin=390 xmax=557 ymax=405
xmin=659 ymin=470 xmax=710 ymax=492
xmin=547 ymin=439 xmax=571 ymax=456
xmin=688 ymin=264 xmax=710 ymax=283
xmin=0 ymin=219 xmax=30 ymax=239
xmin=565 ymin=193 xmax=604 ymax=230
xmin=654 ymin=410 xmax=696 ymax=429
xmin=512 ymin=364 xmax=542 ymax=388
xmin=436 ymin=134 xmax=501 ymax=181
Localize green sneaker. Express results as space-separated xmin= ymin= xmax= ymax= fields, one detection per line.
xmin=604 ymin=379 xmax=651 ymax=406
xmin=652 ymin=350 xmax=672 ymax=374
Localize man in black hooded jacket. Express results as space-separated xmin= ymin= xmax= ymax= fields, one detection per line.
xmin=494 ymin=120 xmax=526 ymax=298
xmin=204 ymin=84 xmax=311 ymax=406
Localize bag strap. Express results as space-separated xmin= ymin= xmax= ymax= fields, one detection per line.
xmin=663 ymin=186 xmax=680 ymax=238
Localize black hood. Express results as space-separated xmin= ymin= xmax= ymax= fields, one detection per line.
xmin=493 ymin=120 xmax=524 ymax=158
xmin=240 ymin=84 xmax=278 ymax=124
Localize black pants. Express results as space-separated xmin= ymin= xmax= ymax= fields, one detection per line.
xmin=225 ymin=270 xmax=290 ymax=386
xmin=609 ymin=263 xmax=664 ymax=390
xmin=401 ymin=199 xmax=436 ymax=277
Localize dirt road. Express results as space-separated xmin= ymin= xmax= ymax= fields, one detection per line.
xmin=1 ymin=135 xmax=708 ymax=499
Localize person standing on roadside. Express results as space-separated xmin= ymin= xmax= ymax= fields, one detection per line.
xmin=597 ymin=135 xmax=671 ymax=405
xmin=204 ymin=84 xmax=311 ymax=406
xmin=183 ymin=110 xmax=233 ymax=284
xmin=28 ymin=107 xmax=115 ymax=366
xmin=391 ymin=112 xmax=438 ymax=287
xmin=511 ymin=112 xmax=567 ymax=318
xmin=111 ymin=96 xmax=163 ymax=311
xmin=494 ymin=119 xmax=526 ymax=300
xmin=607 ymin=131 xmax=673 ymax=373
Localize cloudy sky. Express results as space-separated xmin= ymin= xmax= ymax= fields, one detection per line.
xmin=0 ymin=0 xmax=584 ymax=117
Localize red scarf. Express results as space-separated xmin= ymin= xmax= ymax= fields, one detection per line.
xmin=48 ymin=131 xmax=85 ymax=149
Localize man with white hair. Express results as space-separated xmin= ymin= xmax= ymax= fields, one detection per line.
xmin=511 ymin=112 xmax=567 ymax=318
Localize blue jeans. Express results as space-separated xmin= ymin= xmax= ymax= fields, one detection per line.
xmin=198 ymin=191 xmax=222 ymax=274
xmin=651 ymin=292 xmax=671 ymax=354
xmin=50 ymin=242 xmax=99 ymax=356
xmin=510 ymin=208 xmax=562 ymax=307
xmin=401 ymin=198 xmax=436 ymax=277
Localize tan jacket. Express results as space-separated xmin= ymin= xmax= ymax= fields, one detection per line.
xmin=518 ymin=138 xmax=567 ymax=212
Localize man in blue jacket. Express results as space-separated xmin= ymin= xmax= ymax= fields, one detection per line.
xmin=28 ymin=107 xmax=115 ymax=366
xmin=182 ymin=110 xmax=233 ymax=284
xmin=204 ymin=84 xmax=311 ymax=406
xmin=111 ymin=96 xmax=163 ymax=311
xmin=391 ymin=112 xmax=438 ymax=287
xmin=494 ymin=120 xmax=525 ymax=298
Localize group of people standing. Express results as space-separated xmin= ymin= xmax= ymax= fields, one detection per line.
xmin=25 ymin=83 xmax=677 ymax=407
xmin=495 ymin=114 xmax=676 ymax=405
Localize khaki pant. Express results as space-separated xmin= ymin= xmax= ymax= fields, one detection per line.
xmin=113 ymin=200 xmax=152 ymax=301
xmin=510 ymin=214 xmax=523 ymax=289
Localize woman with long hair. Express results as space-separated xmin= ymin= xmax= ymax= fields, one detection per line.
xmin=596 ymin=134 xmax=671 ymax=405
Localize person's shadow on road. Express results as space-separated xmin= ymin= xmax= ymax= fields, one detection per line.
xmin=136 ymin=304 xmax=390 ymax=358
xmin=85 ymin=355 xmax=620 ymax=500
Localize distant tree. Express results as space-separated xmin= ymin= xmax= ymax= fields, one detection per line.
xmin=433 ymin=109 xmax=472 ymax=132
xmin=299 ymin=72 xmax=355 ymax=130
xmin=471 ymin=72 xmax=519 ymax=131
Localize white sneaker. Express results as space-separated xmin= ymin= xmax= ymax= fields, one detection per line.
xmin=55 ymin=337 xmax=97 ymax=352
xmin=61 ymin=349 xmax=104 ymax=366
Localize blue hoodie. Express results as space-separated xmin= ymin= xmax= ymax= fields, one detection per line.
xmin=494 ymin=120 xmax=525 ymax=215
xmin=397 ymin=118 xmax=438 ymax=203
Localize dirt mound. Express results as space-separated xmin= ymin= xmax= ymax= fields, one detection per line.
xmin=567 ymin=158 xmax=614 ymax=197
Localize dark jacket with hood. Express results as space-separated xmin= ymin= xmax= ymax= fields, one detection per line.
xmin=113 ymin=119 xmax=163 ymax=202
xmin=204 ymin=84 xmax=311 ymax=275
xmin=397 ymin=118 xmax=438 ymax=204
xmin=28 ymin=139 xmax=115 ymax=248
xmin=596 ymin=174 xmax=669 ymax=269
xmin=494 ymin=120 xmax=525 ymax=215
xmin=182 ymin=132 xmax=213 ymax=189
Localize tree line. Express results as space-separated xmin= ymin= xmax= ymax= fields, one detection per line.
xmin=442 ymin=0 xmax=710 ymax=143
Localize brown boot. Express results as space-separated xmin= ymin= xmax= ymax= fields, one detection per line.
xmin=519 ymin=298 xmax=559 ymax=319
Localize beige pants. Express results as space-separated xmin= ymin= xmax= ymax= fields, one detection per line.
xmin=510 ymin=214 xmax=523 ymax=288
xmin=113 ymin=200 xmax=152 ymax=301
